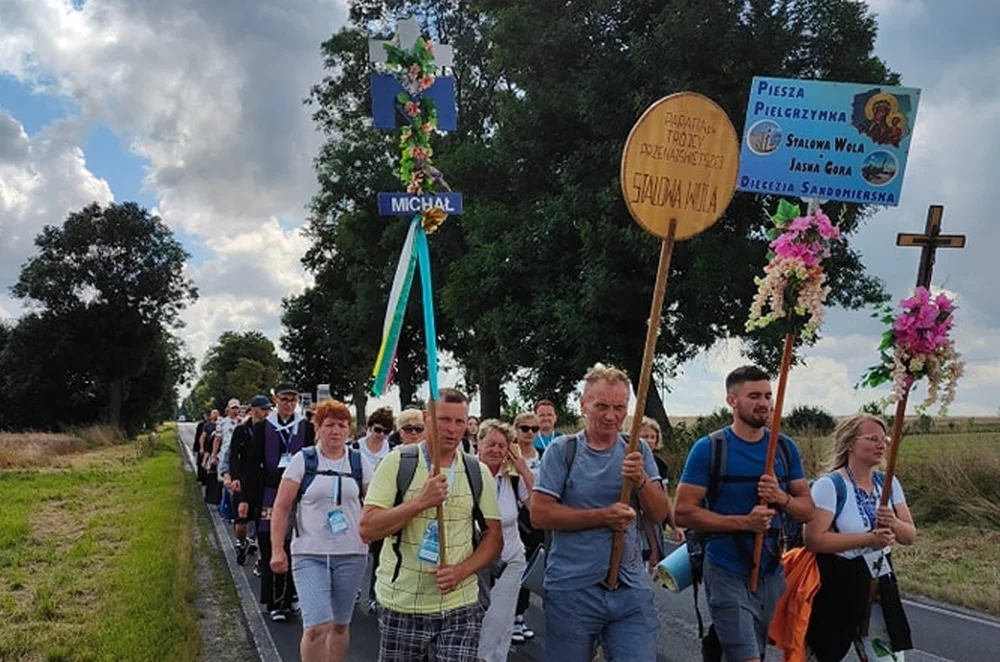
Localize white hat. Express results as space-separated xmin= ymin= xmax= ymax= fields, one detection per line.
xmin=227 ymin=398 xmax=241 ymax=409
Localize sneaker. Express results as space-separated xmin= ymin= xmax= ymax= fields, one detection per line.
xmin=368 ymin=599 xmax=378 ymax=615
xmin=270 ymin=609 xmax=287 ymax=622
xmin=253 ymin=559 xmax=262 ymax=577
xmin=515 ymin=614 xmax=535 ymax=640
xmin=236 ymin=542 xmax=247 ymax=566
xmin=511 ymin=621 xmax=526 ymax=644
xmin=246 ymin=538 xmax=258 ymax=555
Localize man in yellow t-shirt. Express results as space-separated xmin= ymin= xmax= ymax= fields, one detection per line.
xmin=361 ymin=387 xmax=502 ymax=662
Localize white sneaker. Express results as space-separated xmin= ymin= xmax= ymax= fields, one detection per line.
xmin=516 ymin=614 xmax=535 ymax=640
xmin=511 ymin=621 xmax=526 ymax=644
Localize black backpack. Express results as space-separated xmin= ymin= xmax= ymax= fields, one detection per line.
xmin=687 ymin=428 xmax=796 ymax=656
xmin=291 ymin=446 xmax=364 ymax=537
xmin=389 ymin=445 xmax=485 ymax=581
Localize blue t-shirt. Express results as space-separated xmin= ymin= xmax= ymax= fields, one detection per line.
xmin=534 ymin=432 xmax=661 ymax=591
xmin=679 ymin=426 xmax=804 ymax=578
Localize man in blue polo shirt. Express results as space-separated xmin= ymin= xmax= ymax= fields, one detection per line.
xmin=674 ymin=365 xmax=814 ymax=662
xmin=532 ymin=399 xmax=559 ymax=453
xmin=531 ymin=365 xmax=669 ymax=662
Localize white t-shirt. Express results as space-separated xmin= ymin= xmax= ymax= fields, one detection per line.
xmin=495 ymin=474 xmax=531 ymax=563
xmin=283 ymin=447 xmax=374 ymax=556
xmin=811 ymin=471 xmax=906 ymax=559
xmin=521 ymin=449 xmax=542 ymax=479
xmin=358 ymin=434 xmax=391 ymax=468
xmin=215 ymin=416 xmax=240 ymax=479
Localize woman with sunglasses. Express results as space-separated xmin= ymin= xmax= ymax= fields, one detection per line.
xmin=803 ymin=413 xmax=916 ymax=662
xmin=511 ymin=411 xmax=543 ymax=643
xmin=357 ymin=406 xmax=394 ymax=468
xmin=392 ymin=408 xmax=426 ymax=447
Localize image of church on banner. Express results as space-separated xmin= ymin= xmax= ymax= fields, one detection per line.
xmin=736 ymin=76 xmax=921 ymax=206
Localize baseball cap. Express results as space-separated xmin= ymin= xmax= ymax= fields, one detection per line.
xmin=250 ymin=394 xmax=272 ymax=409
xmin=274 ymin=381 xmax=299 ymax=395
xmin=227 ymin=398 xmax=241 ymax=409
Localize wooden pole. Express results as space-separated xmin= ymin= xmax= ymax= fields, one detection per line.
xmin=604 ymin=218 xmax=677 ymax=590
xmin=748 ymin=331 xmax=795 ymax=592
xmin=425 ymin=397 xmax=447 ymax=566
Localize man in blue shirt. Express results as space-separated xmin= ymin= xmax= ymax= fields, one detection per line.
xmin=675 ymin=365 xmax=814 ymax=662
xmin=531 ymin=365 xmax=669 ymax=662
xmin=532 ymin=399 xmax=559 ymax=453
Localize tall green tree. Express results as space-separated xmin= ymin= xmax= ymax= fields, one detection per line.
xmin=8 ymin=201 xmax=197 ymax=431
xmin=467 ymin=0 xmax=894 ymax=428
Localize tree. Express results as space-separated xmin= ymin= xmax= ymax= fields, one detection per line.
xmin=8 ymin=201 xmax=197 ymax=430
xmin=467 ymin=0 xmax=895 ymax=429
xmin=298 ymin=1 xmax=897 ymax=428
xmin=191 ymin=331 xmax=282 ymax=410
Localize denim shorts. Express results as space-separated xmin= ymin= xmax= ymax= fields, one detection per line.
xmin=291 ymin=553 xmax=368 ymax=627
xmin=544 ymin=583 xmax=658 ymax=661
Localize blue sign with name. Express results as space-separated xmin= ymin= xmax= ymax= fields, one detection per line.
xmin=736 ymin=76 xmax=921 ymax=207
xmin=378 ymin=192 xmax=464 ymax=216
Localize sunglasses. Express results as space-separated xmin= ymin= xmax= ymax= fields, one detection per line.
xmin=401 ymin=425 xmax=425 ymax=434
xmin=371 ymin=425 xmax=392 ymax=435
xmin=518 ymin=425 xmax=540 ymax=433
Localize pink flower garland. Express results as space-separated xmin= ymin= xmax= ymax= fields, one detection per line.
xmin=877 ymin=287 xmax=964 ymax=412
xmin=747 ymin=202 xmax=843 ymax=341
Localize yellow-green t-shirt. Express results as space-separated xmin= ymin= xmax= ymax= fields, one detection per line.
xmin=366 ymin=443 xmax=500 ymax=614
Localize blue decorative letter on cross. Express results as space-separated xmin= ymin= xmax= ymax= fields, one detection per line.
xmin=368 ymin=19 xmax=457 ymax=131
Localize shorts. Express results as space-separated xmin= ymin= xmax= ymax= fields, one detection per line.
xmin=377 ymin=603 xmax=483 ymax=662
xmin=291 ymin=553 xmax=368 ymax=627
xmin=703 ymin=558 xmax=785 ymax=662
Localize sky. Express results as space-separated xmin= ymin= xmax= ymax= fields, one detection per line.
xmin=0 ymin=0 xmax=996 ymax=417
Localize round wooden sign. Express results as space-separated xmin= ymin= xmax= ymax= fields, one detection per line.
xmin=621 ymin=92 xmax=740 ymax=240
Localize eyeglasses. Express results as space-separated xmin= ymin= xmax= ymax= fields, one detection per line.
xmin=371 ymin=425 xmax=391 ymax=435
xmin=401 ymin=425 xmax=425 ymax=434
xmin=859 ymin=434 xmax=890 ymax=445
xmin=518 ymin=425 xmax=540 ymax=433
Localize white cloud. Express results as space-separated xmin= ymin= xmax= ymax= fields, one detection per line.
xmin=0 ymin=110 xmax=114 ymax=299
xmin=0 ymin=0 xmax=348 ymax=372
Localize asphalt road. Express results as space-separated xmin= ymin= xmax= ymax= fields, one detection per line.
xmin=178 ymin=423 xmax=1000 ymax=661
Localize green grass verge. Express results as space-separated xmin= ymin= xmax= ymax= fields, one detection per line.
xmin=0 ymin=425 xmax=201 ymax=662
xmin=894 ymin=523 xmax=1000 ymax=615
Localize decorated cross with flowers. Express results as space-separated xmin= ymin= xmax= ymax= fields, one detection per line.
xmin=367 ymin=18 xmax=464 ymax=565
xmin=858 ymin=204 xmax=966 ymax=521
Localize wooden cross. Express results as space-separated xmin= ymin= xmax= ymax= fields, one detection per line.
xmin=896 ymin=205 xmax=966 ymax=287
xmin=368 ymin=17 xmax=454 ymax=68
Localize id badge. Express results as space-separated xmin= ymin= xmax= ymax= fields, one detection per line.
xmin=327 ymin=509 xmax=348 ymax=535
xmin=863 ymin=549 xmax=891 ymax=579
xmin=417 ymin=520 xmax=440 ymax=564
xmin=278 ymin=453 xmax=292 ymax=469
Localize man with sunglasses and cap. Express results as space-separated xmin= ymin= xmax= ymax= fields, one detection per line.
xmin=242 ymin=381 xmax=316 ymax=622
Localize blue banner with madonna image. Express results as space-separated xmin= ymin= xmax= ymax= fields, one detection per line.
xmin=737 ymin=77 xmax=921 ymax=207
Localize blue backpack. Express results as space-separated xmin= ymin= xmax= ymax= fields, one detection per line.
xmin=292 ymin=446 xmax=364 ymax=537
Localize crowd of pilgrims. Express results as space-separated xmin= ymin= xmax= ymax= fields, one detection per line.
xmin=190 ymin=365 xmax=915 ymax=662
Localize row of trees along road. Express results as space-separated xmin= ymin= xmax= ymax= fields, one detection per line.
xmin=281 ymin=0 xmax=898 ymax=431
xmin=0 ymin=202 xmax=196 ymax=435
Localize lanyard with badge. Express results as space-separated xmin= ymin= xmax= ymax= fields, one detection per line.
xmin=847 ymin=466 xmax=892 ymax=579
xmin=274 ymin=418 xmax=299 ymax=469
xmin=417 ymin=445 xmax=457 ymax=565
xmin=326 ymin=454 xmax=350 ymax=535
